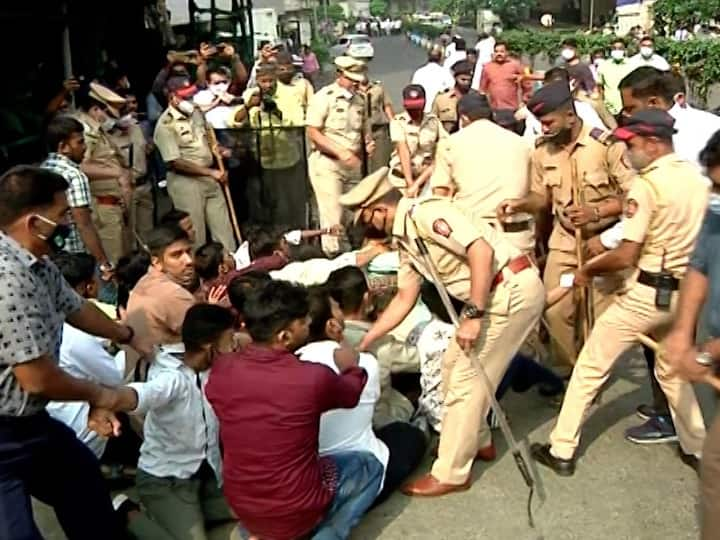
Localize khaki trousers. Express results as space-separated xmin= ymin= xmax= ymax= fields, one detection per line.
xmin=167 ymin=175 xmax=236 ymax=252
xmin=130 ymin=183 xmax=155 ymax=246
xmin=543 ymin=248 xmax=624 ymax=368
xmin=431 ymin=268 xmax=545 ymax=484
xmin=368 ymin=125 xmax=392 ymax=174
xmin=701 ymin=413 xmax=720 ymax=540
xmin=94 ymin=204 xmax=128 ymax=264
xmin=308 ymin=151 xmax=361 ymax=254
xmin=549 ymin=281 xmax=706 ymax=460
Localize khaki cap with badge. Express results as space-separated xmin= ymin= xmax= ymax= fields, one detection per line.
xmin=334 ymin=55 xmax=368 ymax=82
xmin=339 ymin=166 xmax=394 ymax=223
xmin=89 ymin=82 xmax=126 ymax=118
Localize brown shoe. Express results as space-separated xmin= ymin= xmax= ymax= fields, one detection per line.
xmin=401 ymin=474 xmax=472 ymax=497
xmin=475 ymin=443 xmax=497 ymax=462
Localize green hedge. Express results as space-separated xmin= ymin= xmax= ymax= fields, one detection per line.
xmin=405 ymin=24 xmax=720 ymax=100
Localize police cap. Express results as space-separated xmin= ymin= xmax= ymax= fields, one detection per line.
xmin=451 ymin=60 xmax=473 ymax=76
xmin=88 ymin=82 xmax=126 ymax=118
xmin=613 ymin=109 xmax=677 ymax=141
xmin=527 ymin=80 xmax=573 ymax=117
xmin=339 ymin=166 xmax=395 ymax=223
xmin=334 ymin=55 xmax=368 ymax=82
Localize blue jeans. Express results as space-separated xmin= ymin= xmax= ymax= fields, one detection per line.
xmin=311 ymin=451 xmax=384 ymax=540
xmin=0 ymin=412 xmax=120 ymax=540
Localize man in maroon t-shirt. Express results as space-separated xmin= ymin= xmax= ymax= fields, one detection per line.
xmin=479 ymin=41 xmax=523 ymax=112
xmin=205 ymin=280 xmax=383 ymax=540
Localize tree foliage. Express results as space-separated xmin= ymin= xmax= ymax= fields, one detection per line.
xmin=369 ymin=0 xmax=388 ymax=17
xmin=653 ymin=0 xmax=720 ymax=33
xmin=429 ymin=0 xmax=536 ymax=28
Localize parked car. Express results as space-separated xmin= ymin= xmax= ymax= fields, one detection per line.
xmin=329 ymin=34 xmax=374 ymax=59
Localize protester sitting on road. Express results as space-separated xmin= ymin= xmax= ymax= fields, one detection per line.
xmin=205 ymin=279 xmax=382 ymax=540
xmin=298 ymin=286 xmax=427 ymax=506
xmin=326 ymin=266 xmax=417 ymax=427
xmin=89 ymin=304 xmax=239 ymax=540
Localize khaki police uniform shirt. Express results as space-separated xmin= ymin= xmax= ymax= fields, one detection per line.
xmin=530 ymin=121 xmax=635 ymax=252
xmin=393 ymin=196 xmax=520 ymax=309
xmin=153 ymin=106 xmax=214 ymax=181
xmin=74 ymin=111 xmax=126 ymax=198
xmin=389 ymin=112 xmax=446 ymax=174
xmin=365 ymin=81 xmax=393 ymax=127
xmin=306 ymin=82 xmax=369 ymax=154
xmin=110 ymin=123 xmax=148 ymax=180
xmin=431 ymin=88 xmax=461 ymax=133
xmin=623 ymin=153 xmax=709 ymax=277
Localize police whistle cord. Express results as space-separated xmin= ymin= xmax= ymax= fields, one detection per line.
xmin=414 ymin=238 xmax=544 ymax=531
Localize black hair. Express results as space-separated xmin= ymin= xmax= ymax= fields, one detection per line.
xmin=242 ymin=280 xmax=309 ymax=343
xmin=544 ymin=67 xmax=569 ymax=84
xmin=591 ymin=48 xmax=605 ymax=56
xmin=227 ymin=271 xmax=272 ymax=314
xmin=46 ymin=115 xmax=84 ymax=153
xmin=275 ymin=51 xmax=294 ymax=65
xmin=618 ymin=67 xmax=674 ymax=104
xmin=494 ymin=40 xmax=508 ymax=51
xmin=207 ymin=64 xmax=232 ymax=79
xmin=145 ymin=224 xmax=190 ymax=257
xmin=455 ymin=38 xmax=466 ymax=51
xmin=458 ymin=91 xmax=492 ymax=121
xmin=289 ymin=243 xmax=325 ymax=262
xmin=376 ymin=188 xmax=403 ymax=206
xmin=181 ymin=303 xmax=235 ymax=352
xmin=562 ymin=38 xmax=578 ymax=48
xmin=116 ymin=250 xmax=151 ymax=309
xmin=307 ymin=286 xmax=333 ymax=343
xmin=0 ymin=166 xmax=69 ymax=227
xmin=195 ymin=242 xmax=225 ymax=280
xmin=700 ymin=130 xmax=720 ymax=169
xmin=52 ymin=252 xmax=97 ymax=288
xmin=160 ymin=208 xmax=190 ymax=226
xmin=326 ymin=266 xmax=368 ymax=314
xmin=249 ymin=226 xmax=285 ymax=260
xmin=611 ymin=37 xmax=626 ymax=47
xmin=639 ymin=35 xmax=654 ymax=44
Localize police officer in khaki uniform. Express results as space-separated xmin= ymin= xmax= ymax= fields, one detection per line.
xmin=431 ymin=60 xmax=473 ymax=134
xmin=531 ymin=109 xmax=708 ymax=476
xmin=154 ymin=76 xmax=236 ymax=251
xmin=498 ymin=81 xmax=635 ymax=370
xmin=358 ymin=70 xmax=394 ymax=173
xmin=342 ymin=169 xmax=545 ymax=496
xmin=431 ymin=92 xmax=534 ymax=254
xmin=388 ymin=84 xmax=446 ymax=197
xmin=306 ymin=55 xmax=375 ymax=254
xmin=74 ymin=83 xmax=133 ymax=264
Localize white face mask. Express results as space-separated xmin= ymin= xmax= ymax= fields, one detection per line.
xmin=116 ymin=114 xmax=135 ymax=129
xmin=610 ymin=49 xmax=625 ymax=61
xmin=176 ymin=100 xmax=195 ymax=116
xmin=709 ymin=192 xmax=720 ymax=215
xmin=640 ymin=46 xmax=653 ymax=58
xmin=101 ymin=118 xmax=116 ymax=132
xmin=561 ymin=48 xmax=575 ymax=61
xmin=209 ymin=82 xmax=230 ymax=96
xmin=593 ymin=57 xmax=603 ymax=66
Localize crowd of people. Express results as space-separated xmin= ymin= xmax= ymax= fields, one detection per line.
xmin=2 ymin=20 xmax=720 ymax=540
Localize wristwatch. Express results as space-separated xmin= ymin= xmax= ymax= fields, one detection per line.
xmin=118 ymin=325 xmax=135 ymax=345
xmin=696 ymin=351 xmax=714 ymax=367
xmin=461 ymin=303 xmax=485 ymax=319
xmin=99 ymin=261 xmax=115 ymax=273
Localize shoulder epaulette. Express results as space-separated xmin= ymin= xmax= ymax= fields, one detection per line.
xmin=589 ymin=127 xmax=612 ymax=145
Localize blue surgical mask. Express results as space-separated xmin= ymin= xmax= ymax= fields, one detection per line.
xmin=709 ymin=192 xmax=720 ymax=215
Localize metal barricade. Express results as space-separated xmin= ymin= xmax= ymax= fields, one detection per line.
xmin=221 ymin=125 xmax=313 ymax=230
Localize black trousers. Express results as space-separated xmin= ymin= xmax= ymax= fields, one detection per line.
xmin=373 ymin=422 xmax=427 ymax=506
xmin=643 ymin=345 xmax=672 ymax=417
xmin=0 ymin=412 xmax=121 ymax=540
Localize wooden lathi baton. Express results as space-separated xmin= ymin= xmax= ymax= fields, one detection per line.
xmin=636 ymin=333 xmax=720 ymax=392
xmin=205 ymin=122 xmax=242 ymax=244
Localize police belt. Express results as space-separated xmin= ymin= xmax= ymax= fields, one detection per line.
xmin=489 ymin=219 xmax=532 ymax=233
xmin=95 ymin=195 xmax=123 ymax=206
xmin=637 ymin=270 xmax=680 ymax=291
xmin=556 ymin=211 xmax=617 ymax=240
xmin=489 ymin=254 xmax=533 ymax=290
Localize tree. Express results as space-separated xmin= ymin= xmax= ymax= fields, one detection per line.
xmin=653 ymin=0 xmax=720 ymax=33
xmin=484 ymin=0 xmax=537 ymax=29
xmin=369 ymin=0 xmax=388 ymax=17
xmin=325 ymin=3 xmax=346 ymax=23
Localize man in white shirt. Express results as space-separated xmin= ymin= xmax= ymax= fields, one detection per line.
xmin=192 ymin=65 xmax=240 ymax=129
xmin=630 ymin=36 xmax=670 ymax=71
xmin=89 ymin=304 xmax=238 ymax=539
xmin=472 ymin=32 xmax=496 ymax=89
xmin=411 ymin=45 xmax=456 ymax=113
xmin=47 ymin=252 xmax=126 ymax=458
xmin=297 ymin=287 xmax=426 ymax=504
xmin=443 ymin=37 xmax=468 ymax=71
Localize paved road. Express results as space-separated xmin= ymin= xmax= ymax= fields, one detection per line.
xmin=36 ymin=35 xmax=713 ymax=540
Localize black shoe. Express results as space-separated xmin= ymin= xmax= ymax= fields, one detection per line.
xmin=636 ymin=404 xmax=663 ymax=421
xmin=678 ymin=448 xmax=700 ymax=475
xmin=538 ymin=379 xmax=565 ymax=397
xmin=624 ymin=415 xmax=678 ymax=445
xmin=530 ymin=442 xmax=575 ymax=477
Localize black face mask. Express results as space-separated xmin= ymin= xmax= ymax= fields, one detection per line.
xmin=34 ymin=214 xmax=71 ymax=252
